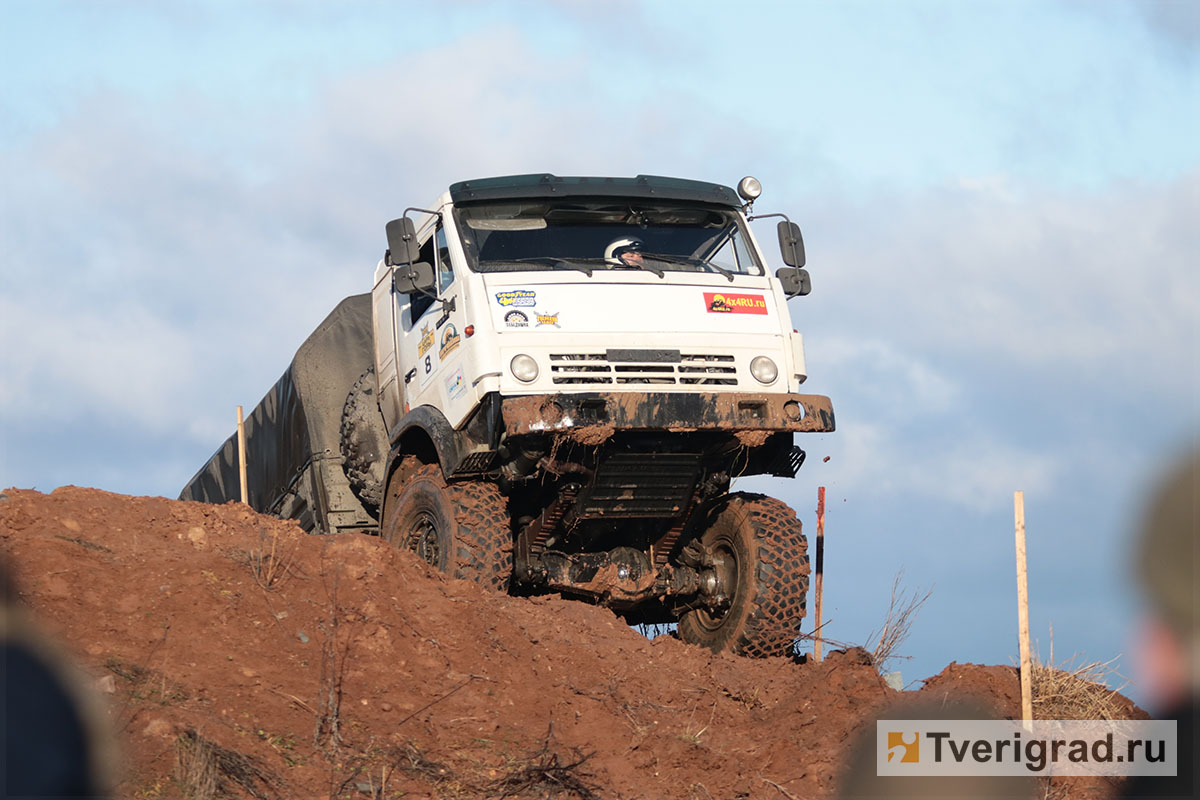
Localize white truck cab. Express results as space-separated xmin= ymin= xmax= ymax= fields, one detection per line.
xmin=373 ymin=174 xmax=826 ymax=430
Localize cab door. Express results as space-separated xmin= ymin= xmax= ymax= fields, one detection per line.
xmin=397 ymin=220 xmax=463 ymax=415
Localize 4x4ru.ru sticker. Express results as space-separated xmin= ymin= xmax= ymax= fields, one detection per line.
xmin=704 ymin=292 xmax=768 ymax=315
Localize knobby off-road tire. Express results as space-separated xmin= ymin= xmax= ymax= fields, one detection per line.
xmin=339 ymin=368 xmax=389 ymax=512
xmin=381 ymin=463 xmax=512 ymax=592
xmin=677 ymin=493 xmax=809 ymax=658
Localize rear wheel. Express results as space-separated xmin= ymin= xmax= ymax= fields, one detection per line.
xmin=677 ymin=493 xmax=809 ymax=658
xmin=381 ymin=462 xmax=512 ymax=592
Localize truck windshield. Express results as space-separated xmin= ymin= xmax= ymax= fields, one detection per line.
xmin=453 ymin=200 xmax=763 ymax=277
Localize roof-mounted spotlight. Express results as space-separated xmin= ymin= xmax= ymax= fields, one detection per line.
xmin=737 ymin=176 xmax=762 ymax=204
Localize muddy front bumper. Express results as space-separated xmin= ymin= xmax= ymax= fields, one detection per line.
xmin=499 ymin=392 xmax=835 ymax=438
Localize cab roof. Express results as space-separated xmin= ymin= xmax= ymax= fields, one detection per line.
xmin=448 ymin=174 xmax=741 ymax=207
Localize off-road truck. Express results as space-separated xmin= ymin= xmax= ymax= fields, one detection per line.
xmin=183 ymin=173 xmax=834 ymax=657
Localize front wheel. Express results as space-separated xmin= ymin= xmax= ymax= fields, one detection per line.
xmin=380 ymin=462 xmax=512 ymax=592
xmin=676 ymin=494 xmax=809 ymax=658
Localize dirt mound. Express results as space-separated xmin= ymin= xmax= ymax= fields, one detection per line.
xmin=0 ymin=487 xmax=1131 ymax=799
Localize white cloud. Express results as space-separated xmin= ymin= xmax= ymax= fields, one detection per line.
xmin=771 ymin=170 xmax=1200 ymax=514
xmin=814 ymin=416 xmax=1062 ymax=514
xmin=820 ymin=337 xmax=962 ymax=413
xmin=909 ymin=440 xmax=1062 ymax=512
xmin=805 ymin=171 xmax=1200 ymax=401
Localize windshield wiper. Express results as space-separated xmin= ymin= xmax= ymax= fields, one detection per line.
xmin=478 ymin=257 xmax=595 ymax=277
xmin=616 ymin=259 xmax=665 ymax=279
xmin=554 ymin=256 xmax=667 ymax=278
xmin=644 ymin=253 xmax=736 ymax=282
xmin=553 ymin=256 xmax=667 ymax=279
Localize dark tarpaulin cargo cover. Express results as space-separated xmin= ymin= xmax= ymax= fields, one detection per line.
xmin=179 ymin=294 xmax=378 ymax=534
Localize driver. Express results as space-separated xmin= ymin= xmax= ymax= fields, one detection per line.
xmin=604 ymin=237 xmax=645 ymax=268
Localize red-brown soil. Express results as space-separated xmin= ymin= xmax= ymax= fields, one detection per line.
xmin=0 ymin=487 xmax=1134 ymax=799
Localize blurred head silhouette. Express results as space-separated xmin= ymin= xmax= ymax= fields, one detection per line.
xmin=1132 ymin=447 xmax=1199 ymax=713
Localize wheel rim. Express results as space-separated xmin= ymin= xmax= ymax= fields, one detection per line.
xmin=406 ymin=509 xmax=442 ymax=566
xmin=694 ymin=540 xmax=740 ymax=632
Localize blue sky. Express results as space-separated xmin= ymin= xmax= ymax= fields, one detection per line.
xmin=2 ymin=0 xmax=1197 ymax=704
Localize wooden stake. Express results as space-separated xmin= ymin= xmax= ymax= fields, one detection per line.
xmin=1014 ymin=490 xmax=1033 ymax=728
xmin=237 ymin=405 xmax=249 ymax=505
xmin=814 ymin=486 xmax=826 ymax=663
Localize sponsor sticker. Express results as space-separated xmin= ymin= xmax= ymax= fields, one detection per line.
xmin=439 ymin=324 xmax=461 ymax=359
xmin=704 ymin=292 xmax=768 ymax=315
xmin=444 ymin=367 xmax=467 ymax=400
xmin=535 ymin=310 xmax=560 ymax=328
xmin=417 ymin=323 xmax=434 ymax=356
xmin=495 ymin=289 xmax=536 ymax=307
xmin=504 ymin=310 xmax=529 ymax=328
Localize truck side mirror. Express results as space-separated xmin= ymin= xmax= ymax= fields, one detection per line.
xmin=776 ymin=267 xmax=811 ymax=297
xmin=394 ymin=261 xmax=436 ymax=294
xmin=385 ymin=218 xmax=420 ymax=266
xmin=777 ymin=221 xmax=805 ymax=268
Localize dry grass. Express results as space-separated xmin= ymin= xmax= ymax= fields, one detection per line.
xmin=792 ymin=625 xmax=855 ymax=661
xmin=488 ymin=726 xmax=600 ymax=800
xmin=1030 ymin=634 xmax=1129 ymax=720
xmin=106 ymin=658 xmax=189 ymax=705
xmin=387 ymin=730 xmax=600 ymax=799
xmin=175 ymin=730 xmax=279 ymax=800
xmin=866 ymin=571 xmax=932 ymax=673
xmin=325 ymin=741 xmax=401 ymax=800
xmin=249 ymin=528 xmax=298 ymax=591
xmin=677 ymin=700 xmax=717 ymax=746
xmin=174 ymin=731 xmax=218 ymax=800
xmin=398 ymin=742 xmax=455 ymax=784
xmin=392 ymin=742 xmax=480 ymax=797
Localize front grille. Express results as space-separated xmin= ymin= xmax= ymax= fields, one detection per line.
xmin=550 ymin=353 xmax=737 ymax=386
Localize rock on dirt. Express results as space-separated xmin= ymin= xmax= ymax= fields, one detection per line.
xmin=0 ymin=487 xmax=1134 ymax=799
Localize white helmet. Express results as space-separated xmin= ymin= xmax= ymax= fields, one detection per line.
xmin=604 ymin=236 xmax=643 ymax=266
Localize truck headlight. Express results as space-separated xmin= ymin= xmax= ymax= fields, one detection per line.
xmin=750 ymin=356 xmax=778 ymax=385
xmin=510 ymin=354 xmax=539 ymax=383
